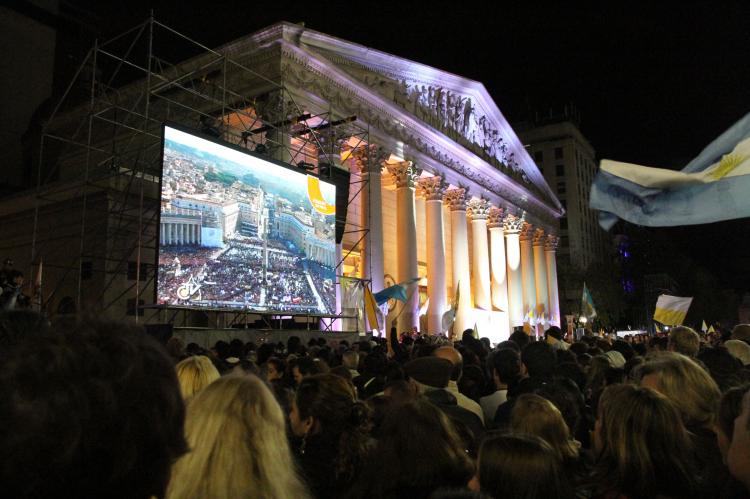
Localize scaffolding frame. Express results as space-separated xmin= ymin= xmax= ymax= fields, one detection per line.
xmin=30 ymin=16 xmax=374 ymax=326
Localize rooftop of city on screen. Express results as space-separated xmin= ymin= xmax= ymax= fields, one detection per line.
xmin=156 ymin=125 xmax=337 ymax=315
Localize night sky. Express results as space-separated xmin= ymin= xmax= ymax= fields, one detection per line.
xmin=48 ymin=1 xmax=750 ymax=294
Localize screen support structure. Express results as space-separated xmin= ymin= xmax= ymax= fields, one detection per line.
xmin=29 ymin=16 xmax=372 ymax=330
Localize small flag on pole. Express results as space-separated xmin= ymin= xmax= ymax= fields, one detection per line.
xmin=708 ymin=325 xmax=716 ymax=334
xmin=581 ymin=282 xmax=597 ymax=319
xmin=701 ymin=320 xmax=708 ymax=333
xmin=364 ymin=286 xmax=381 ymax=332
xmin=373 ymin=277 xmax=420 ymax=305
xmin=653 ymin=295 xmax=693 ymax=326
xmin=33 ymin=259 xmax=43 ymax=313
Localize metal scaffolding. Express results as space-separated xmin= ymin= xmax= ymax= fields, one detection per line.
xmin=30 ymin=16 xmax=372 ymax=325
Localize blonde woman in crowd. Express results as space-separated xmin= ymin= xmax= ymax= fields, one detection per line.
xmin=166 ymin=375 xmax=310 ymax=499
xmin=175 ymin=355 xmax=220 ymax=399
xmin=510 ymin=393 xmax=580 ymax=465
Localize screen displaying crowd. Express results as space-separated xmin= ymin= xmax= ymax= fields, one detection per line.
xmin=156 ymin=126 xmax=337 ymax=315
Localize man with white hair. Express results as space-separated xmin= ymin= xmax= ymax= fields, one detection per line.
xmin=342 ymin=350 xmax=360 ymax=379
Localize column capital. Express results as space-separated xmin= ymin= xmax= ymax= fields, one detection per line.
xmin=386 ymin=161 xmax=420 ymax=189
xmin=417 ymin=175 xmax=447 ymax=201
xmin=533 ymin=228 xmax=546 ymax=246
xmin=503 ymin=214 xmax=524 ymax=233
xmin=467 ymin=198 xmax=490 ymax=220
xmin=519 ymin=222 xmax=535 ymax=242
xmin=545 ymin=234 xmax=559 ymax=251
xmin=488 ymin=206 xmax=504 ymax=228
xmin=443 ymin=187 xmax=468 ymax=211
xmin=349 ymin=144 xmax=389 ymax=174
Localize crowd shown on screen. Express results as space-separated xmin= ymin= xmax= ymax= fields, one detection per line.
xmin=4 ymin=312 xmax=750 ymax=499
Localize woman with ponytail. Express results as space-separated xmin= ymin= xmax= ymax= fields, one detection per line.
xmin=290 ymin=373 xmax=373 ymax=498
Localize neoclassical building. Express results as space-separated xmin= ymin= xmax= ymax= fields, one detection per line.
xmin=236 ymin=22 xmax=565 ymax=341
xmin=1 ymin=21 xmax=563 ymax=342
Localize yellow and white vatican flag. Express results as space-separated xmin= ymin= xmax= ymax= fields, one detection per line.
xmin=653 ymin=295 xmax=693 ymax=326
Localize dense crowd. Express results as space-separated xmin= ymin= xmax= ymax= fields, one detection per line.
xmin=4 ymin=311 xmax=750 ymax=499
xmin=157 ymin=240 xmax=331 ymax=312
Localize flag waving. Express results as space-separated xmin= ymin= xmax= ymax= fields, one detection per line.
xmin=590 ymin=111 xmax=750 ymax=230
xmin=653 ymin=295 xmax=693 ymax=326
xmin=581 ymin=282 xmax=597 ymax=319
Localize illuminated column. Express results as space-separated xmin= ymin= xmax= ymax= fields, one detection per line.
xmin=352 ymin=146 xmax=388 ymax=292
xmin=520 ymin=222 xmax=537 ymax=328
xmin=488 ymin=207 xmax=509 ymax=315
xmin=445 ymin=187 xmax=472 ymax=335
xmin=545 ymin=235 xmax=561 ymax=327
xmin=418 ymin=176 xmax=448 ymax=334
xmin=533 ymin=228 xmax=549 ymax=334
xmin=504 ymin=214 xmax=524 ymax=328
xmin=169 ymin=224 xmax=174 ymax=245
xmin=468 ymin=198 xmax=491 ymax=311
xmin=160 ymin=224 xmax=165 ymax=245
xmin=387 ymin=161 xmax=420 ymax=332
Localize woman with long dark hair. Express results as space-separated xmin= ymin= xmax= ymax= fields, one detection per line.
xmin=290 ymin=373 xmax=372 ymax=498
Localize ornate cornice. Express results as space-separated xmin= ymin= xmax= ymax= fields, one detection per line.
xmin=276 ymin=44 xmax=562 ymax=227
xmin=488 ymin=206 xmax=504 ymax=228
xmin=467 ymin=198 xmax=490 ymax=221
xmin=349 ymin=145 xmax=389 ymax=175
xmin=533 ymin=228 xmax=546 ymax=246
xmin=386 ymin=161 xmax=420 ymax=189
xmin=444 ymin=188 xmax=468 ymax=211
xmin=545 ymin=234 xmax=559 ymax=251
xmin=417 ymin=176 xmax=447 ymax=201
xmin=503 ymin=214 xmax=524 ymax=234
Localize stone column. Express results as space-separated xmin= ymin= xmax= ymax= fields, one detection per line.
xmin=504 ymin=214 xmax=524 ymax=328
xmin=418 ymin=176 xmax=448 ymax=334
xmin=545 ymin=235 xmax=561 ymax=328
xmin=445 ymin=187 xmax=472 ymax=335
xmin=160 ymin=224 xmax=165 ymax=245
xmin=533 ymin=228 xmax=549 ymax=334
xmin=387 ymin=161 xmax=421 ymax=333
xmin=488 ymin=207 xmax=509 ymax=314
xmin=520 ymin=222 xmax=537 ymax=329
xmin=468 ymin=198 xmax=491 ymax=311
xmin=352 ymin=146 xmax=388 ymax=292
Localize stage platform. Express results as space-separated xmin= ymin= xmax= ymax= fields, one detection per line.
xmin=170 ymin=327 xmax=366 ymax=349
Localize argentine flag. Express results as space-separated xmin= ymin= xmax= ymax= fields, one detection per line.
xmin=591 ymin=111 xmax=750 ymax=229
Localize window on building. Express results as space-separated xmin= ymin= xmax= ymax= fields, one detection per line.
xmin=555 ymin=147 xmax=563 ymax=159
xmin=556 ymin=180 xmax=566 ymax=194
xmin=556 ymin=164 xmax=565 ymax=176
xmin=560 ymin=199 xmax=567 ymax=210
xmin=534 ymin=150 xmax=544 ymax=164
xmin=560 ymin=217 xmax=568 ymax=230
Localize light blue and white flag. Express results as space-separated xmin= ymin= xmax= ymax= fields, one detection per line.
xmin=590 ymin=111 xmax=750 ymax=229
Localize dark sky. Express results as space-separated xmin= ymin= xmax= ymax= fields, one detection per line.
xmin=65 ymin=0 xmax=750 ymax=168
xmin=55 ymin=1 xmax=750 ymax=294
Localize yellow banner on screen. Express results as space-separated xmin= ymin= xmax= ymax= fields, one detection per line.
xmin=307 ymin=175 xmax=336 ymax=215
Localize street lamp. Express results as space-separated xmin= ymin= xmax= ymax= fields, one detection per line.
xmin=580 ymin=316 xmax=588 ymax=325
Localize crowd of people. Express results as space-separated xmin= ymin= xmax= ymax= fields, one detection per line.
xmin=157 ymin=239 xmax=331 ymax=312
xmin=4 ymin=310 xmax=750 ymax=498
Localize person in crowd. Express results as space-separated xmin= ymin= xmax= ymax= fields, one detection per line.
xmin=165 ymin=336 xmax=186 ymax=362
xmin=290 ymin=373 xmax=372 ymax=498
xmin=292 ymin=356 xmax=328 ymax=386
xmin=404 ymin=356 xmax=484 ymax=450
xmin=726 ymin=340 xmax=750 ymax=366
xmin=668 ymin=326 xmax=701 ymax=357
xmin=546 ymin=326 xmax=570 ymax=351
xmin=0 ymin=308 xmax=50 ymax=347
xmin=639 ymin=351 xmax=724 ymax=493
xmin=342 ymin=350 xmax=360 ymax=379
xmin=728 ymin=390 xmax=750 ymax=493
xmin=175 ymin=355 xmax=221 ymax=399
xmin=266 ymin=356 xmax=286 ymax=382
xmin=167 ymin=375 xmax=310 ymax=499
xmin=353 ymin=349 xmax=388 ymax=399
xmin=0 ymin=319 xmax=188 ymax=498
xmin=591 ymin=384 xmax=698 ymax=499
xmin=434 ymin=346 xmax=485 ymax=424
xmin=732 ymin=325 xmax=750 ymax=345
xmin=480 ymin=347 xmax=521 ymax=422
xmin=509 ymin=329 xmax=531 ymax=350
xmin=698 ymin=346 xmax=747 ymax=393
xmin=475 ymin=434 xmax=574 ymax=499
xmin=350 ymin=397 xmax=474 ymax=499
xmin=510 ymin=394 xmax=581 ymax=469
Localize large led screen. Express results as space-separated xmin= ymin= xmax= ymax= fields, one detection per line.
xmin=157 ymin=125 xmax=337 ymax=314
